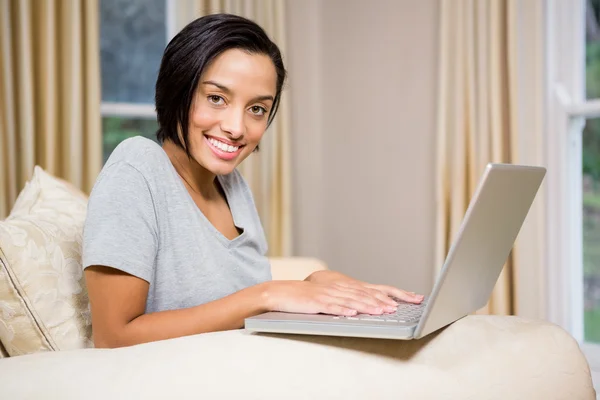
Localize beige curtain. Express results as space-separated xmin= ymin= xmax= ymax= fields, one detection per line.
xmin=435 ymin=0 xmax=545 ymax=316
xmin=176 ymin=0 xmax=292 ymax=257
xmin=0 ymin=0 xmax=102 ymax=219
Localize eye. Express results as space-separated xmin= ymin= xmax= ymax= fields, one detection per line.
xmin=208 ymin=95 xmax=225 ymax=105
xmin=250 ymin=105 xmax=267 ymax=116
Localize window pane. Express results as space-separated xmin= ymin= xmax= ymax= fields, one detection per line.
xmin=583 ymin=117 xmax=600 ymax=343
xmin=588 ymin=0 xmax=600 ymax=99
xmin=102 ymin=117 xmax=158 ymax=163
xmin=100 ymin=0 xmax=166 ymax=103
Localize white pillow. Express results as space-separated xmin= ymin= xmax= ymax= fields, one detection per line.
xmin=0 ymin=166 xmax=92 ymax=356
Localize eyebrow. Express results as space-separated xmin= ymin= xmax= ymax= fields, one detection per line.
xmin=202 ymin=80 xmax=274 ymax=103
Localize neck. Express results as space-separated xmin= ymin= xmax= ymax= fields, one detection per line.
xmin=162 ymin=139 xmax=217 ymax=197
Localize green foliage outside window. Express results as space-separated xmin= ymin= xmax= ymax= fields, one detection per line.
xmin=102 ymin=117 xmax=158 ymax=163
xmin=584 ymin=0 xmax=600 ymax=343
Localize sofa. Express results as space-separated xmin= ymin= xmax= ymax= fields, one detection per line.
xmin=0 ymin=167 xmax=596 ymax=399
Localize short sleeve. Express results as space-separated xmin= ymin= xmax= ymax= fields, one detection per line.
xmin=82 ymin=161 xmax=158 ymax=283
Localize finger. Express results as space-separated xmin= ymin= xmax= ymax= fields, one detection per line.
xmin=323 ymin=304 xmax=357 ymax=316
xmin=333 ymin=283 xmax=397 ymax=307
xmin=331 ymin=296 xmax=386 ymax=315
xmin=335 ymin=282 xmax=400 ymax=307
xmin=366 ymin=288 xmax=400 ymax=307
xmin=365 ymin=284 xmax=425 ymax=304
xmin=331 ymin=285 xmax=381 ymax=307
xmin=331 ymin=286 xmax=397 ymax=312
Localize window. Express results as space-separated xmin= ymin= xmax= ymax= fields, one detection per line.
xmin=580 ymin=0 xmax=600 ymax=345
xmin=584 ymin=117 xmax=600 ymax=343
xmin=546 ymin=0 xmax=600 ymax=352
xmin=99 ymin=0 xmax=176 ymax=162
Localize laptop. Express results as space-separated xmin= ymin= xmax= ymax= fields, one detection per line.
xmin=245 ymin=163 xmax=546 ymax=340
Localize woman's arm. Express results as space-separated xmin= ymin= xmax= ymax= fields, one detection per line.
xmin=86 ymin=265 xmax=397 ymax=348
xmin=85 ymin=266 xmax=268 ymax=348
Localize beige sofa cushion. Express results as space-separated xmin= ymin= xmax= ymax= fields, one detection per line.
xmin=0 ymin=315 xmax=594 ymax=399
xmin=0 ymin=166 xmax=92 ymax=356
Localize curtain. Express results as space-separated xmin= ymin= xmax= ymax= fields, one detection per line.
xmin=0 ymin=0 xmax=102 ymax=219
xmin=176 ymin=0 xmax=292 ymax=257
xmin=435 ymin=0 xmax=545 ymax=316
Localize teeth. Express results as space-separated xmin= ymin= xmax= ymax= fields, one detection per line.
xmin=208 ymin=138 xmax=239 ymax=153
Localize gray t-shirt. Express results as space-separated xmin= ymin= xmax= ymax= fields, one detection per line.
xmin=82 ymin=136 xmax=272 ymax=313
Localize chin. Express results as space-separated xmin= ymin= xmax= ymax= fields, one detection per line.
xmin=206 ymin=162 xmax=238 ymax=176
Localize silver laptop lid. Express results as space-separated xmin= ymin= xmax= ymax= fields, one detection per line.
xmin=413 ymin=163 xmax=546 ymax=339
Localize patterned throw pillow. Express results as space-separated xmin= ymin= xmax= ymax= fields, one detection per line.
xmin=0 ymin=166 xmax=93 ymax=356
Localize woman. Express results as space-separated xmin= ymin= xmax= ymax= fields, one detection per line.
xmin=82 ymin=13 xmax=423 ymax=348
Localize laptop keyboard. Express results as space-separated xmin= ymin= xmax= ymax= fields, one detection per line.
xmin=333 ymin=298 xmax=428 ymax=323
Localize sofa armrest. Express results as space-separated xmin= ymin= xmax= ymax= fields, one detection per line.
xmin=268 ymin=257 xmax=328 ymax=281
xmin=0 ymin=316 xmax=594 ymax=399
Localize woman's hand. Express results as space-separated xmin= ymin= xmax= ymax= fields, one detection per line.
xmin=261 ymin=280 xmax=401 ymax=316
xmin=305 ymin=270 xmax=424 ymax=305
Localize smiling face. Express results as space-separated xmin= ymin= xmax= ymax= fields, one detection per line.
xmin=184 ymin=48 xmax=278 ymax=176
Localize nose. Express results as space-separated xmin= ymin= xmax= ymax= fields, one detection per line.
xmin=221 ymin=108 xmax=245 ymax=140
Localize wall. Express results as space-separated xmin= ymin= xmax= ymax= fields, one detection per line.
xmin=286 ymin=0 xmax=439 ymax=294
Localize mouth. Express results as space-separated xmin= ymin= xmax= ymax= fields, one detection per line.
xmin=204 ymin=135 xmax=244 ymax=161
